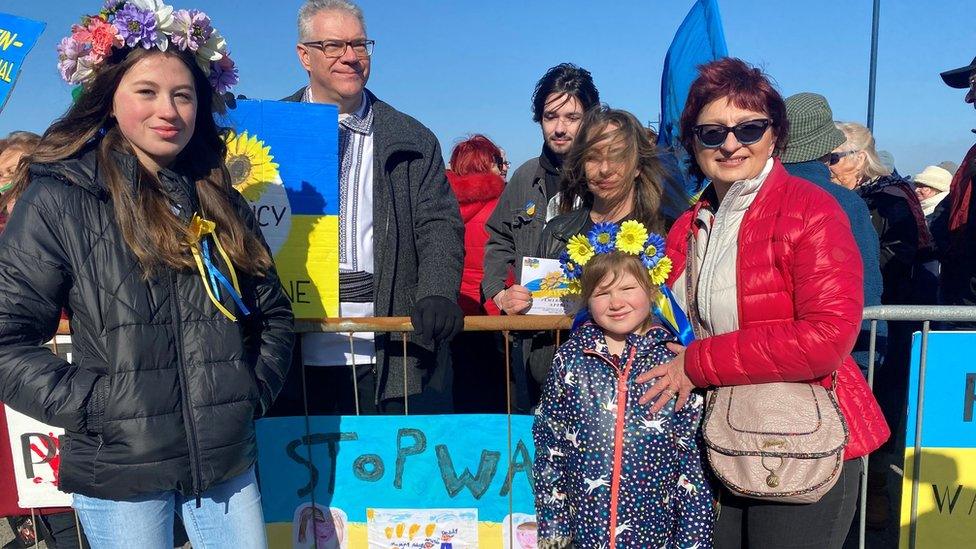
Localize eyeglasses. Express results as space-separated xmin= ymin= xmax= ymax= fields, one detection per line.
xmin=828 ymin=150 xmax=858 ymax=165
xmin=301 ymin=39 xmax=375 ymax=59
xmin=692 ymin=119 xmax=772 ymax=148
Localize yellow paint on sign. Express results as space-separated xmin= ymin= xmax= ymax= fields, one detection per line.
xmin=900 ymin=447 xmax=976 ymax=548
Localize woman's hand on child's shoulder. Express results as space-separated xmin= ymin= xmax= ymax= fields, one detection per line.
xmin=636 ymin=342 xmax=696 ymax=413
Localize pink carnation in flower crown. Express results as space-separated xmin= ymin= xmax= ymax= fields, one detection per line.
xmin=71 ymin=17 xmax=122 ymax=61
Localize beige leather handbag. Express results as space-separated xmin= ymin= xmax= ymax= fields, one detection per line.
xmin=701 ymin=381 xmax=849 ymax=503
xmin=683 ymin=227 xmax=848 ymax=504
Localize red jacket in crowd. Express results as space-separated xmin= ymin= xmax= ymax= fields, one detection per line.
xmin=447 ymin=170 xmax=505 ymax=316
xmin=666 ymin=160 xmax=890 ymax=460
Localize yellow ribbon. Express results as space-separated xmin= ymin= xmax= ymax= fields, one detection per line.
xmin=188 ymin=213 xmax=244 ymax=322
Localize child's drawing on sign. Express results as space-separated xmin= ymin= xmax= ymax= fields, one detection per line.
xmin=292 ymin=503 xmax=348 ymax=549
xmin=366 ymin=508 xmax=477 ymax=549
xmin=502 ymin=513 xmax=538 ymax=549
xmin=25 ymin=431 xmax=60 ymax=486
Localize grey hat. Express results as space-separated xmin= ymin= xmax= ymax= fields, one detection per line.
xmin=781 ymin=93 xmax=847 ymax=164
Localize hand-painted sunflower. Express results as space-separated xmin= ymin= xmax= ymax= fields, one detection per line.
xmin=224 ymin=131 xmax=280 ymax=201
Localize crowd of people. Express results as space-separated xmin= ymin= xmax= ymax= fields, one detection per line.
xmin=0 ymin=0 xmax=974 ymax=547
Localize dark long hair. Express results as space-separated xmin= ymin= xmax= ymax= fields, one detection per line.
xmin=531 ymin=63 xmax=600 ymax=123
xmin=558 ymin=106 xmax=683 ymax=235
xmin=2 ymin=47 xmax=271 ymax=276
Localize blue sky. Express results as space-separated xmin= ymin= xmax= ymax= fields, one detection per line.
xmin=2 ymin=0 xmax=974 ymax=177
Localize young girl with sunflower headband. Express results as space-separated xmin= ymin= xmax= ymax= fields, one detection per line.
xmin=533 ymin=220 xmax=713 ymax=549
xmin=0 ymin=2 xmax=293 ymax=546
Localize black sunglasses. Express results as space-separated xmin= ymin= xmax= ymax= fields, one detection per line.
xmin=828 ymin=150 xmax=858 ymax=166
xmin=692 ymin=119 xmax=772 ymax=148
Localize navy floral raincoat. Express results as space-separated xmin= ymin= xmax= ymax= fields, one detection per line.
xmin=533 ymin=323 xmax=714 ymax=548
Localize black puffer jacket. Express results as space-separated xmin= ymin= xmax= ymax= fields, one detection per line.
xmin=0 ymin=148 xmax=294 ymax=500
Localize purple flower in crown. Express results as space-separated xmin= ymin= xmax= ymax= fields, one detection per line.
xmin=170 ymin=9 xmax=212 ymax=52
xmin=114 ymin=3 xmax=159 ymax=49
xmin=209 ymin=55 xmax=238 ymax=95
xmin=56 ymin=36 xmax=87 ymax=82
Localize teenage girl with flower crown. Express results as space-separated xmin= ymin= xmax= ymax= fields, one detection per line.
xmin=0 ymin=2 xmax=293 ymax=547
xmin=533 ymin=221 xmax=714 ymax=549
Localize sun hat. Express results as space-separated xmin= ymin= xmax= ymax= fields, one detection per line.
xmin=781 ymin=93 xmax=846 ymax=164
xmin=941 ymin=56 xmax=976 ymax=89
xmin=913 ymin=165 xmax=952 ymax=193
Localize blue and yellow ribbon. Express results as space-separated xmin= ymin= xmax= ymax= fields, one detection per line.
xmin=187 ymin=214 xmax=251 ymax=322
xmin=653 ymin=285 xmax=695 ymax=346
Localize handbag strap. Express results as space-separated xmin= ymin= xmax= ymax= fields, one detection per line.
xmin=684 ymin=207 xmax=712 ymax=340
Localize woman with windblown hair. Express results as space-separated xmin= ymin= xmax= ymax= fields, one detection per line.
xmin=0 ymin=2 xmax=293 ymax=547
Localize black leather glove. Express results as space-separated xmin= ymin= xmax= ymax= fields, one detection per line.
xmin=411 ymin=295 xmax=463 ymax=344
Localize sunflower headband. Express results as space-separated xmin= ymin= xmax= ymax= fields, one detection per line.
xmin=57 ymin=0 xmax=237 ymax=95
xmin=559 ymin=220 xmax=673 ymax=294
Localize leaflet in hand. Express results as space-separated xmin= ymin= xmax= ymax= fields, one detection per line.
xmin=520 ymin=256 xmax=579 ymax=316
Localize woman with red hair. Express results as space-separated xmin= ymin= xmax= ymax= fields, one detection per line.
xmin=447 ymin=134 xmax=507 ymax=412
xmin=638 ymin=58 xmax=889 ymax=548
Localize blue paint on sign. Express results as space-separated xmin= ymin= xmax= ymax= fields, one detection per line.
xmin=905 ymin=331 xmax=976 ymax=448
xmin=0 ymin=13 xmax=46 ymax=113
xmin=256 ymin=415 xmax=537 ymax=523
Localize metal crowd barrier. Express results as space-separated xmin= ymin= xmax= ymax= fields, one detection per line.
xmin=860 ymin=305 xmax=976 ymax=549
xmin=48 ymin=307 xmax=975 ymax=548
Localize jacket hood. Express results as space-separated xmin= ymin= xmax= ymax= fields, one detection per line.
xmin=446 ymin=171 xmax=504 ymax=205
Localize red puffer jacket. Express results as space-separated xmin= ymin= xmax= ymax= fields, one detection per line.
xmin=447 ymin=171 xmax=505 ymax=315
xmin=666 ymin=160 xmax=889 ymax=460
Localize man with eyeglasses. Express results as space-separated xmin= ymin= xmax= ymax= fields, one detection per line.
xmin=276 ymin=0 xmax=464 ymax=415
xmin=931 ymin=56 xmax=976 ymax=318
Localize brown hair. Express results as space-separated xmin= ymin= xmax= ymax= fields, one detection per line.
xmin=1 ymin=47 xmax=271 ymax=276
xmin=0 ymin=131 xmax=42 ymax=157
xmin=579 ymin=252 xmax=658 ymax=333
xmin=559 ymin=106 xmax=682 ymax=235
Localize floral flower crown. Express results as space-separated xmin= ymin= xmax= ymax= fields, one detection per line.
xmin=559 ymin=220 xmax=673 ymax=294
xmin=57 ymin=0 xmax=238 ymax=95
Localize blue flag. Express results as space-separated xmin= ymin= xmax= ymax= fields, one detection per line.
xmin=659 ymin=0 xmax=728 ymax=148
xmin=658 ymin=0 xmax=728 ymax=195
xmin=0 ymin=13 xmax=46 ymax=114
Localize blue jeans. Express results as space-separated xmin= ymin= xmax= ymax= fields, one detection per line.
xmin=72 ymin=467 xmax=267 ymax=549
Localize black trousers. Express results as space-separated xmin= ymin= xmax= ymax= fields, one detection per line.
xmin=714 ymin=459 xmax=862 ymax=549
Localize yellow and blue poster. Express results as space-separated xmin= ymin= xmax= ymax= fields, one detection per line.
xmin=0 ymin=13 xmax=46 ymax=113
xmin=256 ymin=415 xmax=538 ymax=548
xmin=900 ymin=331 xmax=976 ymax=547
xmin=224 ymin=100 xmax=338 ymax=318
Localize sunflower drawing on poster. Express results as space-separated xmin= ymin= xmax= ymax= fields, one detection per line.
xmin=223 ymin=99 xmax=339 ymax=318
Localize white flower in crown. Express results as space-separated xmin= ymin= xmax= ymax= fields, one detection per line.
xmin=195 ymin=30 xmax=227 ymax=75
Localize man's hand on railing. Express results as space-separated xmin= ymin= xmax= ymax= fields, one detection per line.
xmin=411 ymin=295 xmax=464 ymax=344
xmin=492 ymin=285 xmax=533 ymax=315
